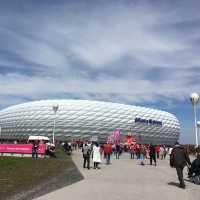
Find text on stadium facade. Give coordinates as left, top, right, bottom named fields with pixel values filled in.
left=135, top=118, right=162, bottom=126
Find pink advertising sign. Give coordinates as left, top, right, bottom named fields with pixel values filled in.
left=0, top=144, right=46, bottom=154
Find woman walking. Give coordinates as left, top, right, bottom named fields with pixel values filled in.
left=140, top=144, right=147, bottom=165
left=92, top=143, right=101, bottom=169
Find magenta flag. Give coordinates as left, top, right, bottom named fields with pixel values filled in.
left=113, top=129, right=120, bottom=145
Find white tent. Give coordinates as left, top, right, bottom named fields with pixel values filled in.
left=28, top=135, right=50, bottom=141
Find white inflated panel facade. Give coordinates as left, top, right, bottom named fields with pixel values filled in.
left=0, top=100, right=180, bottom=144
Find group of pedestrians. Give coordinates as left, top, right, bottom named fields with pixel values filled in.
left=82, top=142, right=171, bottom=169
left=82, top=142, right=102, bottom=169
left=128, top=143, right=168, bottom=166
left=82, top=142, right=113, bottom=169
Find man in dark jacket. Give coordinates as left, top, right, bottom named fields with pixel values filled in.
left=149, top=144, right=157, bottom=166
left=170, top=142, right=191, bottom=188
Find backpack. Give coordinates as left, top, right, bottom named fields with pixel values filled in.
left=83, top=146, right=91, bottom=156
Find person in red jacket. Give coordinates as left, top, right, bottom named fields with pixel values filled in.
left=104, top=143, right=112, bottom=164
left=130, top=143, right=136, bottom=159
left=155, top=145, right=160, bottom=159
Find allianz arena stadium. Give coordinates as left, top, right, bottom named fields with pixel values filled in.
left=0, top=100, right=180, bottom=145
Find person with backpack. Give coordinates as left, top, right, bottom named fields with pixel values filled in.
left=82, top=143, right=92, bottom=169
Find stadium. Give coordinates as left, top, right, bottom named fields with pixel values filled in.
left=0, top=100, right=180, bottom=144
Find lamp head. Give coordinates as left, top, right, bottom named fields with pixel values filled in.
left=190, top=92, right=199, bottom=104
left=52, top=104, right=59, bottom=113
left=197, top=121, right=200, bottom=128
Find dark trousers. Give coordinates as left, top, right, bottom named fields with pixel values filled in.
left=83, top=156, right=90, bottom=169
left=136, top=152, right=140, bottom=159
left=156, top=152, right=159, bottom=159
left=94, top=162, right=99, bottom=169
left=115, top=151, right=120, bottom=159
left=150, top=155, right=156, bottom=165
left=176, top=167, right=185, bottom=187
left=32, top=150, right=38, bottom=158
left=130, top=153, right=134, bottom=159
left=105, top=153, right=111, bottom=164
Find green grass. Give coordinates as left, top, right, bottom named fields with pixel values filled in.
left=0, top=148, right=73, bottom=199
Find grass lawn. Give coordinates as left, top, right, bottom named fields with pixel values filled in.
left=0, top=149, right=75, bottom=200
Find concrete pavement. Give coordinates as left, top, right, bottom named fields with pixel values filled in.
left=35, top=151, right=200, bottom=200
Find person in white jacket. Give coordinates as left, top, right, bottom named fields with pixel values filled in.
left=92, top=142, right=101, bottom=169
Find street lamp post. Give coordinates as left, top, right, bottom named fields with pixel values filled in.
left=190, top=92, right=199, bottom=147
left=197, top=121, right=200, bottom=147
left=52, top=104, right=59, bottom=145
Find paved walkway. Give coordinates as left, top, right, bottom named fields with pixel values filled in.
left=35, top=151, right=200, bottom=200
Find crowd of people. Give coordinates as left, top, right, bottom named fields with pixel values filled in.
left=80, top=141, right=200, bottom=189
left=81, top=142, right=172, bottom=170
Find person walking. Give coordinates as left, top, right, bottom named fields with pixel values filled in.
left=149, top=144, right=157, bottom=166
left=32, top=141, right=39, bottom=158
left=155, top=145, right=160, bottom=159
left=130, top=143, right=136, bottom=159
left=135, top=144, right=140, bottom=159
left=140, top=144, right=147, bottom=165
left=82, top=143, right=91, bottom=169
left=160, top=146, right=165, bottom=160
left=163, top=146, right=167, bottom=159
left=168, top=146, right=173, bottom=156
left=170, top=142, right=191, bottom=189
left=92, top=143, right=101, bottom=169
left=115, top=144, right=120, bottom=159
left=104, top=143, right=112, bottom=164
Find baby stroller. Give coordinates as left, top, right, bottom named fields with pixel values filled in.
left=188, top=156, right=200, bottom=185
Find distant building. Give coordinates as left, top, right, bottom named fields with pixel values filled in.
left=0, top=100, right=180, bottom=144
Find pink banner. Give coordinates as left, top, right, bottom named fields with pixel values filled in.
left=0, top=144, right=46, bottom=154
left=107, top=129, right=121, bottom=144
left=113, top=129, right=120, bottom=145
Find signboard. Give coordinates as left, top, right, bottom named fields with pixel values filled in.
left=0, top=144, right=46, bottom=154
left=135, top=118, right=162, bottom=126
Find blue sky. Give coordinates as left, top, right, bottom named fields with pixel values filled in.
left=0, top=0, right=200, bottom=144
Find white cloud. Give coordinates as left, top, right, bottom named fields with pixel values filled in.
left=1, top=1, right=200, bottom=108
left=0, top=67, right=199, bottom=108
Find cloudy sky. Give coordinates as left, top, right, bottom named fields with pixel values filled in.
left=0, top=0, right=200, bottom=143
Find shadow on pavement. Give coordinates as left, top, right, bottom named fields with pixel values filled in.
left=167, top=181, right=180, bottom=188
